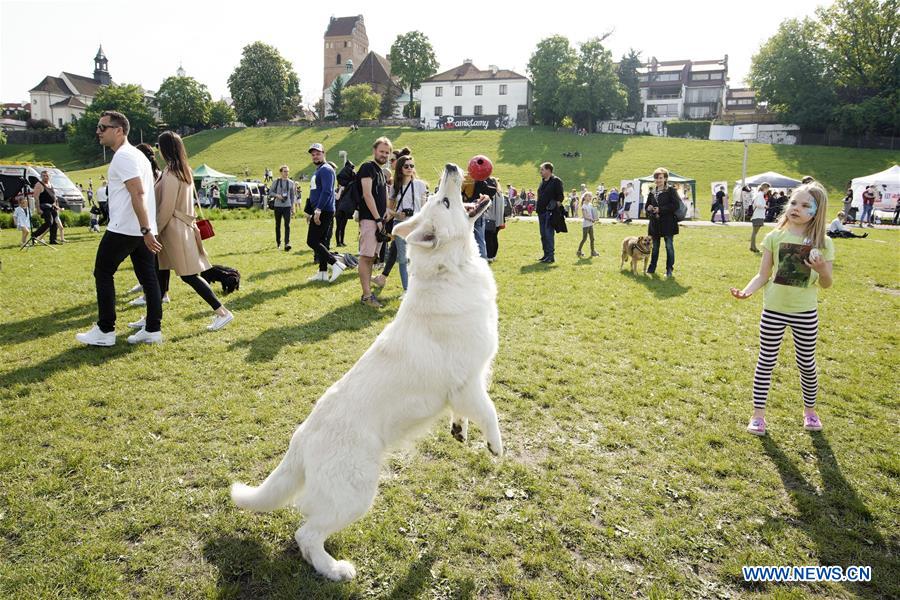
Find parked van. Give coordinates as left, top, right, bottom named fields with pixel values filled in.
left=0, top=162, right=85, bottom=212
left=226, top=181, right=263, bottom=208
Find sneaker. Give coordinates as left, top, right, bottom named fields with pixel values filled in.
left=747, top=417, right=767, bottom=436
left=576, top=251, right=584, bottom=257
left=803, top=413, right=823, bottom=431
left=76, top=324, right=116, bottom=347
left=307, top=271, right=326, bottom=282
left=361, top=294, right=383, bottom=308
left=127, top=327, right=163, bottom=344
left=591, top=252, right=600, bottom=257
left=329, top=261, right=346, bottom=283
left=207, top=310, right=234, bottom=331
left=128, top=316, right=146, bottom=329
left=276, top=242, right=281, bottom=249
left=128, top=295, right=146, bottom=306
left=128, top=284, right=143, bottom=294
left=665, top=270, right=673, bottom=279
left=285, top=245, right=292, bottom=251
left=399, top=291, right=407, bottom=301
left=371, top=274, right=387, bottom=288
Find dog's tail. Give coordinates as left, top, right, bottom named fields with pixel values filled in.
left=231, top=438, right=305, bottom=512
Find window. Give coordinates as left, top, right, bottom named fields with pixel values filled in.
left=58, top=118, right=63, bottom=127
left=344, top=41, right=349, bottom=48
left=652, top=73, right=680, bottom=82
left=475, top=85, right=483, bottom=96
left=498, top=104, right=507, bottom=115
left=646, top=104, right=680, bottom=118
left=454, top=105, right=462, bottom=116
left=434, top=106, right=443, bottom=116
left=685, top=87, right=720, bottom=103
left=710, top=72, right=724, bottom=80
left=690, top=73, right=710, bottom=81
left=687, top=106, right=712, bottom=119
left=435, top=86, right=443, bottom=97
left=474, top=105, right=483, bottom=115
left=499, top=84, right=507, bottom=95
left=638, top=74, right=649, bottom=82
left=454, top=86, right=462, bottom=96
left=336, top=53, right=341, bottom=65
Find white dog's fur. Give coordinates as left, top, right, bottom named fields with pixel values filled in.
left=230, top=164, right=502, bottom=581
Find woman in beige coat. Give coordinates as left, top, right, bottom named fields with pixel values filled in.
left=132, top=131, right=233, bottom=331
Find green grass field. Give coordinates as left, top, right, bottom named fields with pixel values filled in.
left=1, top=216, right=897, bottom=599
left=2, top=127, right=898, bottom=205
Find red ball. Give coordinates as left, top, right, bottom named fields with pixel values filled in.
left=467, top=155, right=494, bottom=181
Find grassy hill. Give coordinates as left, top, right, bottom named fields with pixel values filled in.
left=2, top=127, right=898, bottom=203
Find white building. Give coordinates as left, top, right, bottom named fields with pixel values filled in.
left=419, top=60, right=531, bottom=129
left=637, top=56, right=728, bottom=121
left=30, top=46, right=111, bottom=128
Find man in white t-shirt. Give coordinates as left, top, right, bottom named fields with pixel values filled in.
left=76, top=110, right=164, bottom=346
left=748, top=183, right=770, bottom=253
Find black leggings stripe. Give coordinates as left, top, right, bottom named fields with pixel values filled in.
left=752, top=308, right=819, bottom=409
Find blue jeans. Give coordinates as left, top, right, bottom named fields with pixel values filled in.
left=860, top=204, right=874, bottom=224
left=538, top=211, right=555, bottom=259
left=648, top=235, right=675, bottom=273
left=473, top=215, right=487, bottom=258
left=712, top=203, right=726, bottom=222
left=395, top=235, right=408, bottom=290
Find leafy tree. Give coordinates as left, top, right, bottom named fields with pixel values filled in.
left=402, top=100, right=420, bottom=118
left=388, top=31, right=439, bottom=104
left=527, top=36, right=577, bottom=126
left=0, top=129, right=6, bottom=145
left=156, top=75, right=211, bottom=131
left=208, top=100, right=236, bottom=127
left=329, top=76, right=345, bottom=117
left=227, top=42, right=301, bottom=125
left=27, top=118, right=53, bottom=130
left=69, top=83, right=157, bottom=162
left=570, top=38, right=627, bottom=130
left=379, top=86, right=399, bottom=119
left=749, top=18, right=836, bottom=131
left=341, top=84, right=380, bottom=121
left=617, top=49, right=643, bottom=120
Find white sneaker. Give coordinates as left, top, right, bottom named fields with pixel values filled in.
left=399, top=291, right=407, bottom=301
left=127, top=327, right=163, bottom=344
left=76, top=324, right=116, bottom=346
left=128, top=283, right=143, bottom=293
left=128, top=295, right=146, bottom=306
left=163, top=294, right=170, bottom=303
left=128, top=316, right=146, bottom=329
left=207, top=310, right=234, bottom=331
left=307, top=271, right=326, bottom=282
left=329, top=261, right=346, bottom=282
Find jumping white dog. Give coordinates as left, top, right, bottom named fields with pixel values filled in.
left=230, top=163, right=503, bottom=581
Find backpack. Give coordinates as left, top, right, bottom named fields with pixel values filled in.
left=335, top=160, right=359, bottom=216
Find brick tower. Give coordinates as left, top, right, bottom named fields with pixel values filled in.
left=323, top=15, right=368, bottom=92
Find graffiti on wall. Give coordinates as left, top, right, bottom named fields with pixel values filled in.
left=597, top=120, right=667, bottom=136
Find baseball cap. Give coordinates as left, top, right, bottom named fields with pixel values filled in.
left=308, top=143, right=325, bottom=153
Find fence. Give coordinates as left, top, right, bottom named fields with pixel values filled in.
left=797, top=132, right=897, bottom=150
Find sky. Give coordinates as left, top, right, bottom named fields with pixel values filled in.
left=1, top=0, right=829, bottom=107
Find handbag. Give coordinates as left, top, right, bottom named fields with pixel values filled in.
left=192, top=186, right=215, bottom=239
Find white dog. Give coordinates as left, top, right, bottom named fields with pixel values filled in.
left=230, top=163, right=503, bottom=581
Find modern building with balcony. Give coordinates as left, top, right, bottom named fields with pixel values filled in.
left=637, top=56, right=728, bottom=121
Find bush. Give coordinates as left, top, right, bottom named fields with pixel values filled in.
left=59, top=211, right=92, bottom=227
left=27, top=118, right=54, bottom=130
left=665, top=120, right=712, bottom=139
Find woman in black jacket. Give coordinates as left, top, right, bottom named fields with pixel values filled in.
left=645, top=167, right=680, bottom=278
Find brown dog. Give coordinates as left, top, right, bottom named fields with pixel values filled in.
left=620, top=236, right=653, bottom=274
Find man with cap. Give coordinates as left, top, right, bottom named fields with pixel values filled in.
left=306, top=143, right=340, bottom=281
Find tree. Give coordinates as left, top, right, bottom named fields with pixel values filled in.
left=208, top=100, right=236, bottom=127
left=402, top=100, right=420, bottom=118
left=388, top=31, right=439, bottom=104
left=380, top=86, right=399, bottom=119
left=570, top=38, right=627, bottom=130
left=527, top=36, right=577, bottom=126
left=156, top=75, right=212, bottom=131
left=0, top=130, right=6, bottom=145
left=329, top=76, right=345, bottom=117
left=749, top=18, right=836, bottom=131
left=617, top=49, right=643, bottom=120
left=227, top=42, right=301, bottom=125
left=341, top=84, right=380, bottom=121
left=69, top=83, right=157, bottom=162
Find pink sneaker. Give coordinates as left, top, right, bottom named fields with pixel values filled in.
left=803, top=414, right=823, bottom=431
left=747, top=417, right=767, bottom=436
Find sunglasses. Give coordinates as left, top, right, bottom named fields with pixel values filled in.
left=403, top=163, right=415, bottom=169
left=95, top=123, right=120, bottom=132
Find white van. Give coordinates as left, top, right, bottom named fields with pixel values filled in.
left=0, top=162, right=85, bottom=212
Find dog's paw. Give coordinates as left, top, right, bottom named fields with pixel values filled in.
left=325, top=560, right=357, bottom=581
left=450, top=419, right=468, bottom=443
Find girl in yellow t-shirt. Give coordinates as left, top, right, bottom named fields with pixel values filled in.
left=730, top=182, right=835, bottom=436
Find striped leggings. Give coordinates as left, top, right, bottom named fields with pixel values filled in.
left=752, top=309, right=819, bottom=410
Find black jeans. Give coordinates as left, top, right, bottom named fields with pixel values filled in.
left=274, top=206, right=292, bottom=246
left=306, top=211, right=334, bottom=271
left=334, top=212, right=349, bottom=245
left=158, top=269, right=222, bottom=310
left=485, top=228, right=499, bottom=259
left=32, top=204, right=58, bottom=242
left=94, top=231, right=162, bottom=333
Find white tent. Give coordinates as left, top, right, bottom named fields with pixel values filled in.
left=850, top=165, right=899, bottom=215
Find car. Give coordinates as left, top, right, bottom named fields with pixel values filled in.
left=226, top=181, right=263, bottom=208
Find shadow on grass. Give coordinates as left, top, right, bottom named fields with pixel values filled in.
left=0, top=300, right=99, bottom=344
left=519, top=261, right=557, bottom=274
left=229, top=301, right=392, bottom=363
left=758, top=435, right=896, bottom=600
left=0, top=343, right=136, bottom=395
left=202, top=535, right=439, bottom=600
left=245, top=265, right=298, bottom=283
left=621, top=270, right=691, bottom=299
